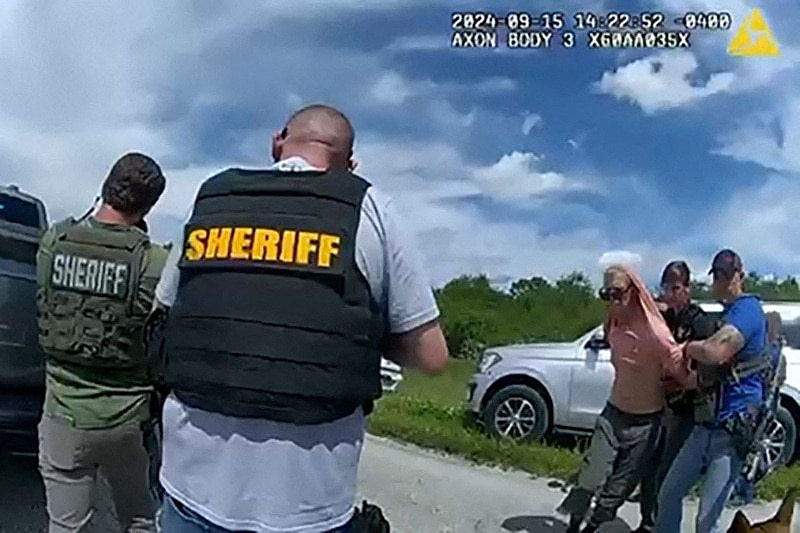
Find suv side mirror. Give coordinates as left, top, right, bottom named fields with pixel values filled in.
left=585, top=332, right=609, bottom=351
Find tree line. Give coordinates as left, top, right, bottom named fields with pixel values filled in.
left=436, top=271, right=800, bottom=359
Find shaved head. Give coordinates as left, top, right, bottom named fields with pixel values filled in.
left=282, top=104, right=354, bottom=158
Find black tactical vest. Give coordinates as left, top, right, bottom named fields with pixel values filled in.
left=664, top=302, right=718, bottom=343
left=162, top=168, right=387, bottom=424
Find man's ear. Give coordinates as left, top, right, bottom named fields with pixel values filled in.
left=271, top=131, right=283, bottom=162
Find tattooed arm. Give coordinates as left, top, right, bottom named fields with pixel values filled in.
left=685, top=324, right=745, bottom=365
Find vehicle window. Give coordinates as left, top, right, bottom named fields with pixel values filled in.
left=782, top=322, right=800, bottom=349
left=0, top=193, right=40, bottom=227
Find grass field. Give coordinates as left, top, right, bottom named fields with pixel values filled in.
left=366, top=359, right=800, bottom=501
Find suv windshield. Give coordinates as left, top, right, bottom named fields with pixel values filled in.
left=0, top=193, right=41, bottom=227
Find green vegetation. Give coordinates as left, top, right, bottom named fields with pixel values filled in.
left=367, top=271, right=800, bottom=501
left=368, top=359, right=583, bottom=480
left=433, top=271, right=800, bottom=360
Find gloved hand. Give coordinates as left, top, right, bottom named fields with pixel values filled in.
left=353, top=500, right=390, bottom=532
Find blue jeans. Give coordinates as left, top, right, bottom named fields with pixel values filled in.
left=157, top=495, right=356, bottom=533
left=655, top=426, right=743, bottom=533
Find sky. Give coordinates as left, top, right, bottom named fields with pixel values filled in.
left=0, top=0, right=798, bottom=290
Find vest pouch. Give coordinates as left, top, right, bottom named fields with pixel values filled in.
left=694, top=392, right=717, bottom=424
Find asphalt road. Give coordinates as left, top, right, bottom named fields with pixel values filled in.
left=1, top=436, right=795, bottom=532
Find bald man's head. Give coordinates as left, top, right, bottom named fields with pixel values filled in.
left=272, top=104, right=356, bottom=170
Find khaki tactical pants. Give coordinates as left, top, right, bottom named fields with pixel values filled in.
left=38, top=414, right=157, bottom=532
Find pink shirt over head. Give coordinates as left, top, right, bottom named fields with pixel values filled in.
left=605, top=265, right=689, bottom=414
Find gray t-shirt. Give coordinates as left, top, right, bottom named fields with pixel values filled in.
left=155, top=157, right=440, bottom=532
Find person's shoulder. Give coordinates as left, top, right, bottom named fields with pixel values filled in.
left=51, top=216, right=76, bottom=230
left=142, top=241, right=170, bottom=275
left=733, top=294, right=765, bottom=315
left=687, top=302, right=706, bottom=314
left=38, top=224, right=57, bottom=250
left=687, top=302, right=713, bottom=323
left=40, top=217, right=74, bottom=245
left=193, top=167, right=246, bottom=194
left=200, top=167, right=238, bottom=184
left=357, top=184, right=400, bottom=243
left=361, top=183, right=394, bottom=213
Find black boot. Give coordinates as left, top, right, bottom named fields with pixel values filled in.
left=632, top=516, right=655, bottom=533
left=565, top=515, right=583, bottom=533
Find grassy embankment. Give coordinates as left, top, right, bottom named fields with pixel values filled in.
left=367, top=359, right=800, bottom=501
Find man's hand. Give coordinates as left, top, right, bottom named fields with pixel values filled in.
left=686, top=324, right=744, bottom=364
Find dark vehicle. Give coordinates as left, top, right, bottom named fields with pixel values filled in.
left=0, top=185, right=47, bottom=453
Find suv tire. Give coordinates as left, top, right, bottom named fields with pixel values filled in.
left=774, top=405, right=797, bottom=466
left=484, top=384, right=549, bottom=442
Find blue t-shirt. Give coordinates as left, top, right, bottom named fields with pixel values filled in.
left=718, top=294, right=767, bottom=421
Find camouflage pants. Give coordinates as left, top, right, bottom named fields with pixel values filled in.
left=38, top=413, right=158, bottom=532
left=557, top=402, right=663, bottom=529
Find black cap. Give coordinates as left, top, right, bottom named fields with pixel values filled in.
left=708, top=249, right=742, bottom=276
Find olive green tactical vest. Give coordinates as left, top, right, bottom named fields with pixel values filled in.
left=37, top=218, right=152, bottom=369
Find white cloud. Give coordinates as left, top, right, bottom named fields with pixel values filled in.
left=475, top=77, right=517, bottom=93
left=595, top=2, right=800, bottom=115
left=565, top=132, right=587, bottom=151
left=704, top=174, right=800, bottom=271
left=521, top=113, right=542, bottom=135
left=599, top=250, right=642, bottom=269
left=471, top=151, right=589, bottom=201
left=369, top=72, right=414, bottom=105
left=367, top=70, right=517, bottom=108
left=354, top=140, right=616, bottom=286
left=712, top=96, right=800, bottom=174
left=385, top=35, right=449, bottom=52
left=595, top=50, right=735, bottom=114
left=285, top=92, right=304, bottom=109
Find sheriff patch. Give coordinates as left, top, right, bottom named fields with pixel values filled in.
left=183, top=227, right=342, bottom=269
left=51, top=253, right=130, bottom=298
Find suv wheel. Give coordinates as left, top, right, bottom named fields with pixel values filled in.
left=483, top=384, right=549, bottom=442
left=764, top=406, right=797, bottom=468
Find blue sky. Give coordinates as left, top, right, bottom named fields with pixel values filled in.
left=0, top=0, right=798, bottom=288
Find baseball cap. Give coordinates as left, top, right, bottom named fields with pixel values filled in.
left=708, top=249, right=743, bottom=276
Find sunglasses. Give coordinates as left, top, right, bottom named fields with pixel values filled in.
left=599, top=285, right=631, bottom=302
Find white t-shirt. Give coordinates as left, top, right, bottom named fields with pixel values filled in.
left=154, top=157, right=440, bottom=532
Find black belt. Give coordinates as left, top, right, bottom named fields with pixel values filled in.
left=606, top=402, right=663, bottom=425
